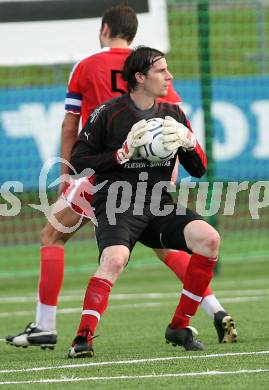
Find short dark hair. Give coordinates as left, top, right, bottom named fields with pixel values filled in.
left=122, top=46, right=165, bottom=92
left=101, top=4, right=138, bottom=43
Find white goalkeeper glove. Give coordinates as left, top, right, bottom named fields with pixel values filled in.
left=116, top=119, right=149, bottom=164
left=162, top=116, right=197, bottom=152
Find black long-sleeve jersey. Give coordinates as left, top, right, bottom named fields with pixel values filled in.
left=70, top=94, right=207, bottom=202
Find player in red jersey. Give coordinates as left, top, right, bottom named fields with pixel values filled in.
left=5, top=5, right=236, bottom=351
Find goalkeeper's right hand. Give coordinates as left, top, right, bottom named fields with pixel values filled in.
left=116, top=119, right=149, bottom=164
left=162, top=116, right=196, bottom=152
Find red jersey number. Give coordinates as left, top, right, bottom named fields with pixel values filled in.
left=111, top=70, right=126, bottom=95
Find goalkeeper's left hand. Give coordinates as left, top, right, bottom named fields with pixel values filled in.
left=162, top=116, right=197, bottom=151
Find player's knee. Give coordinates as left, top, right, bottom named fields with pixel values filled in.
left=201, top=229, right=220, bottom=256
left=101, top=251, right=128, bottom=275
left=109, top=256, right=127, bottom=274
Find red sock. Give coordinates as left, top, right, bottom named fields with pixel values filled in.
left=164, top=251, right=213, bottom=297
left=77, top=277, right=113, bottom=337
left=170, top=253, right=217, bottom=329
left=38, top=246, right=64, bottom=306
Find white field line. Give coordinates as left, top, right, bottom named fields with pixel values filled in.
left=0, top=295, right=268, bottom=318
left=1, top=368, right=269, bottom=385
left=1, top=288, right=269, bottom=304
left=1, top=350, right=269, bottom=374
left=1, top=293, right=178, bottom=303
left=0, top=303, right=162, bottom=318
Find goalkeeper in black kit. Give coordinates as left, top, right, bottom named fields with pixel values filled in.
left=68, top=46, right=220, bottom=358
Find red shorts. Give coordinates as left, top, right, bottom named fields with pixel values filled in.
left=62, top=177, right=94, bottom=218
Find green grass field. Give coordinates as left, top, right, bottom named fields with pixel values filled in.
left=0, top=1, right=269, bottom=387
left=0, top=227, right=268, bottom=278
left=1, top=247, right=269, bottom=389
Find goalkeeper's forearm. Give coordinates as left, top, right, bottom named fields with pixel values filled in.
left=178, top=142, right=207, bottom=178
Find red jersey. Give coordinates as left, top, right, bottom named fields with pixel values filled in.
left=65, top=47, right=182, bottom=127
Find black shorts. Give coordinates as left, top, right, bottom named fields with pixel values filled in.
left=139, top=207, right=203, bottom=254
left=94, top=199, right=204, bottom=255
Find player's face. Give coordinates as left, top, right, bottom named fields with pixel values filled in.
left=143, top=57, right=173, bottom=97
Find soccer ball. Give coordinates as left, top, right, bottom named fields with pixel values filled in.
left=139, top=118, right=175, bottom=162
